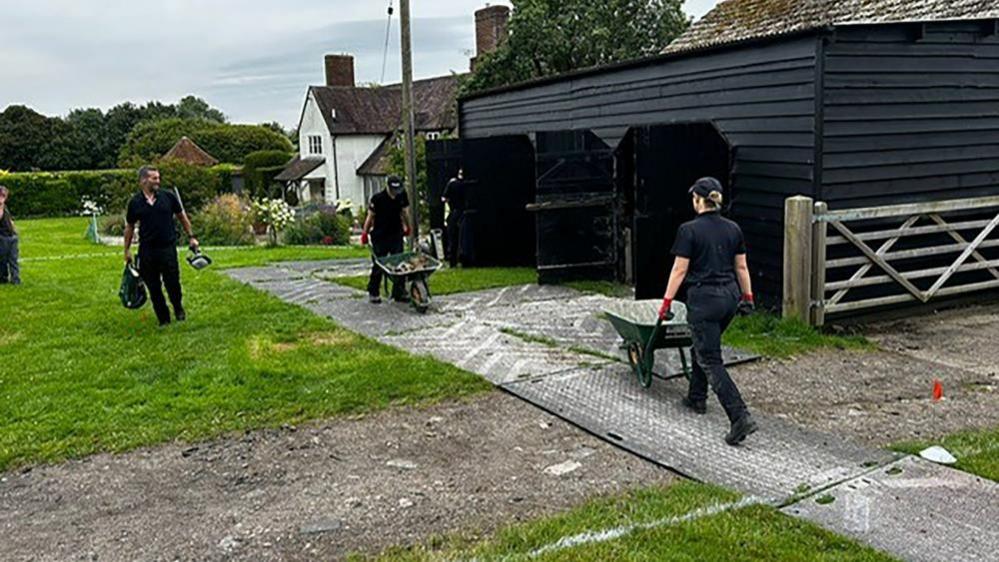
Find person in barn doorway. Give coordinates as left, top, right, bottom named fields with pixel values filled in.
left=659, top=177, right=758, bottom=446
left=361, top=175, right=411, bottom=304
left=441, top=168, right=467, bottom=267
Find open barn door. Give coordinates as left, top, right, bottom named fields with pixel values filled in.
left=631, top=123, right=733, bottom=299
left=529, top=131, right=618, bottom=283
left=426, top=139, right=462, bottom=232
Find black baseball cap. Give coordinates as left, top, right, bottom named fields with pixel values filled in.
left=387, top=176, right=404, bottom=193
left=688, top=177, right=724, bottom=197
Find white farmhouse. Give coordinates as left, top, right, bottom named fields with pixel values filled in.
left=276, top=55, right=459, bottom=211
left=276, top=4, right=511, bottom=211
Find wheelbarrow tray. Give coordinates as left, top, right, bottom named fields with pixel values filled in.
left=374, top=251, right=442, bottom=280
left=604, top=300, right=693, bottom=349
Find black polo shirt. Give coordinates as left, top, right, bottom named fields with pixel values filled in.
left=0, top=208, right=14, bottom=237
left=369, top=189, right=409, bottom=244
left=126, top=189, right=182, bottom=249
left=443, top=178, right=467, bottom=214
left=671, top=211, right=747, bottom=286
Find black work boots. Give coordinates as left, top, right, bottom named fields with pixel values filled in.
left=725, top=414, right=758, bottom=446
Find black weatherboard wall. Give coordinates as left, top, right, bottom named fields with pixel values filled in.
left=460, top=36, right=821, bottom=303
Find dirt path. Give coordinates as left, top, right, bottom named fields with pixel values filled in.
left=0, top=393, right=673, bottom=562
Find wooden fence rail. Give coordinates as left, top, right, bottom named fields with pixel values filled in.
left=783, top=194, right=999, bottom=326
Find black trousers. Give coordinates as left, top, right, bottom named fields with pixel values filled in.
left=139, top=246, right=183, bottom=324
left=686, top=282, right=749, bottom=423
left=445, top=211, right=463, bottom=267
left=0, top=235, right=20, bottom=284
left=367, top=238, right=405, bottom=299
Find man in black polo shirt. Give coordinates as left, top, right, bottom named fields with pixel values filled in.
left=360, top=175, right=410, bottom=303
left=123, top=166, right=199, bottom=326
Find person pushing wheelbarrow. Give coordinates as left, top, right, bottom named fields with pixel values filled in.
left=361, top=175, right=411, bottom=304
left=660, top=177, right=758, bottom=446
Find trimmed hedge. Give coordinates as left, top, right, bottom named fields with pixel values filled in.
left=243, top=150, right=293, bottom=198
left=0, top=163, right=239, bottom=218
left=118, top=118, right=294, bottom=167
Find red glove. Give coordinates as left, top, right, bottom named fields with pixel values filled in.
left=360, top=231, right=369, bottom=245
left=741, top=293, right=754, bottom=304
left=403, top=224, right=411, bottom=236
left=658, top=298, right=673, bottom=321
left=737, top=293, right=755, bottom=316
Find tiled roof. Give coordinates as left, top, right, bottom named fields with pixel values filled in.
left=356, top=134, right=396, bottom=176
left=161, top=136, right=219, bottom=166
left=274, top=156, right=324, bottom=182
left=666, top=0, right=999, bottom=53
left=310, top=75, right=461, bottom=135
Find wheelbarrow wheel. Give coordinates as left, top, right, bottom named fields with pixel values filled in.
left=410, top=278, right=431, bottom=314
left=627, top=342, right=653, bottom=388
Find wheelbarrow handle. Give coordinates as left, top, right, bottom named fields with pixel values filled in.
left=642, top=316, right=665, bottom=371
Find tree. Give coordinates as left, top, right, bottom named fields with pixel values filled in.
left=462, top=0, right=690, bottom=94
left=118, top=118, right=294, bottom=166
left=387, top=134, right=429, bottom=228
left=176, top=95, right=227, bottom=123
left=0, top=105, right=87, bottom=172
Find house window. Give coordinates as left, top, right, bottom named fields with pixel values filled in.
left=308, top=135, right=323, bottom=155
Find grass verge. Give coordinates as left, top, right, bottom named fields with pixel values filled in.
left=0, top=218, right=491, bottom=471
left=349, top=481, right=896, bottom=561
left=333, top=267, right=537, bottom=296
left=723, top=314, right=873, bottom=359
left=891, top=425, right=999, bottom=481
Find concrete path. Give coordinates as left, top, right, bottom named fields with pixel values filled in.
left=226, top=261, right=999, bottom=562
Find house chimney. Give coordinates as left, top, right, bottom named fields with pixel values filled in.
left=324, top=54, right=355, bottom=87
left=471, top=5, right=510, bottom=70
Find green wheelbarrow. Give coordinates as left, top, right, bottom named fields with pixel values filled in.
left=373, top=250, right=443, bottom=314
left=604, top=300, right=694, bottom=388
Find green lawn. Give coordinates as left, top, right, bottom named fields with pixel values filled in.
left=0, top=218, right=490, bottom=471
left=892, top=425, right=999, bottom=482
left=332, top=266, right=538, bottom=296
left=351, top=481, right=896, bottom=562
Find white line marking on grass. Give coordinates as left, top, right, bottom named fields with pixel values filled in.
left=459, top=496, right=763, bottom=562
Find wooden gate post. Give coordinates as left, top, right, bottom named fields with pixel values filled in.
left=783, top=196, right=814, bottom=324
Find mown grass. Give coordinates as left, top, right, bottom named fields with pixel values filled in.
left=333, top=266, right=537, bottom=296
left=723, top=314, right=874, bottom=359
left=0, top=218, right=491, bottom=471
left=349, top=481, right=897, bottom=562
left=892, top=425, right=999, bottom=482
left=563, top=280, right=634, bottom=298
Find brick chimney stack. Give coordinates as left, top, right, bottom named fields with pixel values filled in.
left=324, top=55, right=355, bottom=87
left=471, top=5, right=511, bottom=70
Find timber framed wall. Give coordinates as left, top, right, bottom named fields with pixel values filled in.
left=820, top=21, right=999, bottom=208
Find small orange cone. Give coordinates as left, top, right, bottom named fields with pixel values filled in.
left=932, top=379, right=944, bottom=402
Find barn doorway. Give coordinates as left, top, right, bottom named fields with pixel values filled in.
left=625, top=123, right=733, bottom=299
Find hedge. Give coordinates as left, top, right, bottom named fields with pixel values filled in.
left=243, top=150, right=293, bottom=198
left=118, top=118, right=294, bottom=167
left=0, top=163, right=240, bottom=218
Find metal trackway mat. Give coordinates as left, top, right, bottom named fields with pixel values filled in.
left=785, top=456, right=999, bottom=562
left=503, top=365, right=900, bottom=503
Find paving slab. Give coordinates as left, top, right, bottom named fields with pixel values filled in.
left=504, top=365, right=899, bottom=503
left=784, top=456, right=999, bottom=562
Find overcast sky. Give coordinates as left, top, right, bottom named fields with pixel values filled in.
left=0, top=1, right=721, bottom=128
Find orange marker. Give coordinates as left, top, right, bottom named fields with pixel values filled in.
left=932, top=379, right=944, bottom=402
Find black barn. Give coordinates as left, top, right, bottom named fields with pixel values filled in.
left=447, top=1, right=999, bottom=305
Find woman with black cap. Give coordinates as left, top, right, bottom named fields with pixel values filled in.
left=659, top=177, right=758, bottom=445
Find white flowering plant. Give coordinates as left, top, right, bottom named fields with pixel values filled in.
left=80, top=195, right=105, bottom=217
left=252, top=198, right=294, bottom=245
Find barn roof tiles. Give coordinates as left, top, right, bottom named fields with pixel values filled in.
left=666, top=0, right=999, bottom=53
left=274, top=156, right=324, bottom=182
left=161, top=136, right=219, bottom=166
left=310, top=75, right=460, bottom=136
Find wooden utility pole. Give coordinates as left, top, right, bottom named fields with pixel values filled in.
left=399, top=0, right=419, bottom=249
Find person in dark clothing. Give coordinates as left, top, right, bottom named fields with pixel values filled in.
left=441, top=169, right=467, bottom=267
left=361, top=176, right=411, bottom=304
left=659, top=177, right=758, bottom=446
left=0, top=186, right=21, bottom=285
left=123, top=166, right=199, bottom=326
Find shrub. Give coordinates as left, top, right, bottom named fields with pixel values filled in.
left=156, top=159, right=221, bottom=214
left=101, top=214, right=128, bottom=236
left=192, top=194, right=255, bottom=246
left=118, top=118, right=293, bottom=166
left=244, top=150, right=292, bottom=198
left=284, top=204, right=351, bottom=246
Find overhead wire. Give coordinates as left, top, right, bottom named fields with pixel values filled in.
left=380, top=1, right=395, bottom=84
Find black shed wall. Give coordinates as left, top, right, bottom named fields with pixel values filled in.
left=821, top=21, right=999, bottom=208
left=460, top=36, right=821, bottom=301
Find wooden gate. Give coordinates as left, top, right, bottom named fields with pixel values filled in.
left=783, top=195, right=999, bottom=325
